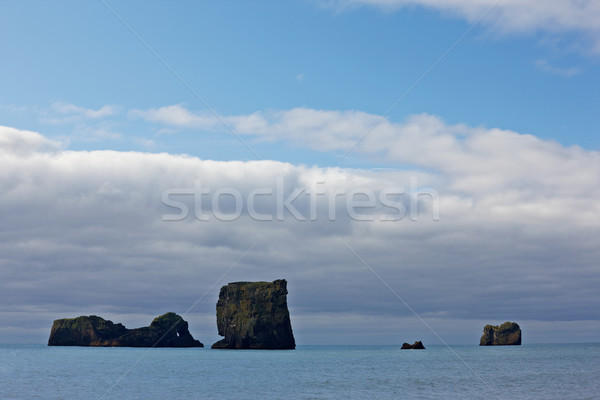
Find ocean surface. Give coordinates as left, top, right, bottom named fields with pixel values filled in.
left=1, top=343, right=599, bottom=399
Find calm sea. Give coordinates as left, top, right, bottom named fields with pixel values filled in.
left=1, top=343, right=599, bottom=399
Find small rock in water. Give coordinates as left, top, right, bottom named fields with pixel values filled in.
left=401, top=341, right=425, bottom=349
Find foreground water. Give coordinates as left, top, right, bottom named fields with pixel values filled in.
left=1, top=343, right=599, bottom=399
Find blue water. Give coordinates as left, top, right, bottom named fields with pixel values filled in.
left=1, top=344, right=599, bottom=399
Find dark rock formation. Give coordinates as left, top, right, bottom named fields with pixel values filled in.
left=480, top=322, right=521, bottom=346
left=48, top=312, right=203, bottom=347
left=211, top=279, right=295, bottom=349
left=401, top=341, right=425, bottom=349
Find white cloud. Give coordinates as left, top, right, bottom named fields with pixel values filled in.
left=50, top=101, right=119, bottom=120
left=534, top=58, right=581, bottom=77
left=129, top=104, right=217, bottom=129
left=330, top=0, right=600, bottom=52
left=73, top=124, right=122, bottom=141
left=136, top=138, right=157, bottom=149
left=35, top=102, right=123, bottom=143
left=132, top=105, right=385, bottom=149
left=0, top=126, right=63, bottom=156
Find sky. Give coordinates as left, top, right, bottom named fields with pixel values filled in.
left=1, top=0, right=599, bottom=345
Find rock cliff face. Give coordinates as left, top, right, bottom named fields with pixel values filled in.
left=479, top=322, right=521, bottom=346
left=401, top=341, right=425, bottom=349
left=48, top=312, right=203, bottom=347
left=211, top=279, right=296, bottom=349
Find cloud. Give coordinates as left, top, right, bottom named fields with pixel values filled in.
left=0, top=104, right=30, bottom=114
left=128, top=104, right=217, bottom=129
left=73, top=124, right=123, bottom=141
left=534, top=58, right=581, bottom=77
left=1, top=120, right=599, bottom=345
left=50, top=101, right=120, bottom=121
left=32, top=102, right=124, bottom=143
left=135, top=105, right=600, bottom=208
left=328, top=0, right=600, bottom=52
left=132, top=105, right=386, bottom=150
left=0, top=125, right=63, bottom=156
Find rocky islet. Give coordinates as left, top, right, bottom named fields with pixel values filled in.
left=480, top=322, right=522, bottom=346
left=48, top=312, right=203, bottom=347
left=401, top=341, right=425, bottom=349
left=211, top=279, right=296, bottom=349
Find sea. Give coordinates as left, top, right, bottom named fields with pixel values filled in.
left=1, top=343, right=599, bottom=399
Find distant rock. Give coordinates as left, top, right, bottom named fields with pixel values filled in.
left=401, top=341, right=425, bottom=349
left=211, top=279, right=296, bottom=349
left=479, top=322, right=521, bottom=346
left=48, top=312, right=203, bottom=347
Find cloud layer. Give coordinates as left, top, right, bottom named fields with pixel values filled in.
left=133, top=105, right=600, bottom=210
left=1, top=111, right=599, bottom=344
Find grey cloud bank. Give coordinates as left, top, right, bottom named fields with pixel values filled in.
left=1, top=118, right=599, bottom=345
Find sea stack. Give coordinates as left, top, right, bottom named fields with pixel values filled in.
left=211, top=279, right=296, bottom=349
left=401, top=341, right=425, bottom=349
left=479, top=322, right=521, bottom=346
left=48, top=312, right=203, bottom=347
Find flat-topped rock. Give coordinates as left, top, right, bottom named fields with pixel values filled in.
left=480, top=322, right=521, bottom=346
left=48, top=312, right=203, bottom=347
left=211, top=279, right=295, bottom=349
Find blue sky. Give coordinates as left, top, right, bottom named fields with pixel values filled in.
left=1, top=1, right=600, bottom=345
left=1, top=0, right=599, bottom=163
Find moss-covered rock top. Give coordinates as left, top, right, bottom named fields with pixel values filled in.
left=48, top=313, right=203, bottom=347
left=150, top=312, right=182, bottom=329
